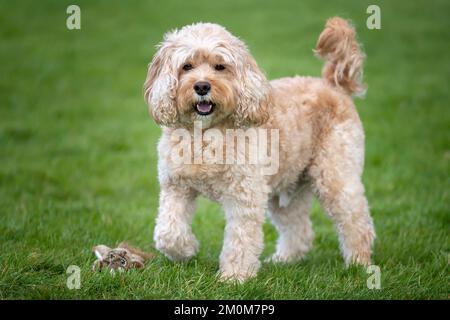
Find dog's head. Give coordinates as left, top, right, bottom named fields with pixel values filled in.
left=144, top=23, right=270, bottom=128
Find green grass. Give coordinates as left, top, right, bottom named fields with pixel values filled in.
left=0, top=0, right=449, bottom=299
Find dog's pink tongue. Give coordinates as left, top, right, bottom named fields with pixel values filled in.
left=196, top=101, right=212, bottom=113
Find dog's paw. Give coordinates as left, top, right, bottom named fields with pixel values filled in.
left=265, top=250, right=306, bottom=264
left=217, top=270, right=256, bottom=284
left=154, top=232, right=199, bottom=262
left=345, top=251, right=372, bottom=267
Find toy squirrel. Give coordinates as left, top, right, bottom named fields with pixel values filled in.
left=92, top=242, right=153, bottom=273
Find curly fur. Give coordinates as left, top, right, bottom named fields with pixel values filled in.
left=144, top=23, right=270, bottom=128
left=315, top=17, right=367, bottom=96
left=144, top=18, right=375, bottom=283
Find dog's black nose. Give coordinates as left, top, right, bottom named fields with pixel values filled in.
left=194, top=81, right=211, bottom=96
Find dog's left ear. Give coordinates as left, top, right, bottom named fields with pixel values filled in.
left=233, top=52, right=271, bottom=127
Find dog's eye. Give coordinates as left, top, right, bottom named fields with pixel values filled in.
left=120, top=258, right=127, bottom=266
left=215, top=64, right=225, bottom=71
left=182, top=63, right=193, bottom=71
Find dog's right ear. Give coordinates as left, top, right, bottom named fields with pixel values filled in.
left=144, top=35, right=179, bottom=126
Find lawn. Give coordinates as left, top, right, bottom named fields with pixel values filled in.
left=0, top=0, right=448, bottom=299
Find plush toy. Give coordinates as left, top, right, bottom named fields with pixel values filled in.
left=92, top=242, right=153, bottom=273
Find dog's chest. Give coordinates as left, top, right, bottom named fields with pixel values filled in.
left=159, top=131, right=270, bottom=203
left=174, top=164, right=234, bottom=202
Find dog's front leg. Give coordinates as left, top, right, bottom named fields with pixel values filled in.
left=153, top=184, right=199, bottom=261
left=219, top=200, right=265, bottom=283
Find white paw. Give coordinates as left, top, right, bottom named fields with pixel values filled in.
left=344, top=250, right=372, bottom=267
left=154, top=229, right=199, bottom=261
left=218, top=260, right=260, bottom=284
left=265, top=250, right=306, bottom=264
left=218, top=269, right=256, bottom=284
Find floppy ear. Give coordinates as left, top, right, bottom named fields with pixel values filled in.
left=92, top=245, right=111, bottom=260
left=143, top=38, right=179, bottom=126
left=233, top=53, right=271, bottom=127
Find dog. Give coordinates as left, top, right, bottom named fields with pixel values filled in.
left=144, top=17, right=375, bottom=283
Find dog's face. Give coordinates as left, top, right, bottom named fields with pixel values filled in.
left=144, top=23, right=270, bottom=128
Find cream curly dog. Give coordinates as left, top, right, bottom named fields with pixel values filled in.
left=144, top=17, right=375, bottom=282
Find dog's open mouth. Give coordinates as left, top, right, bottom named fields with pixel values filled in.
left=194, top=101, right=215, bottom=116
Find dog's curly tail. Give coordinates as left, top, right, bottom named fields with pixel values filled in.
left=315, top=17, right=366, bottom=97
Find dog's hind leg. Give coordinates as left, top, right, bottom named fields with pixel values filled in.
left=267, top=184, right=314, bottom=263
left=309, top=120, right=375, bottom=266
